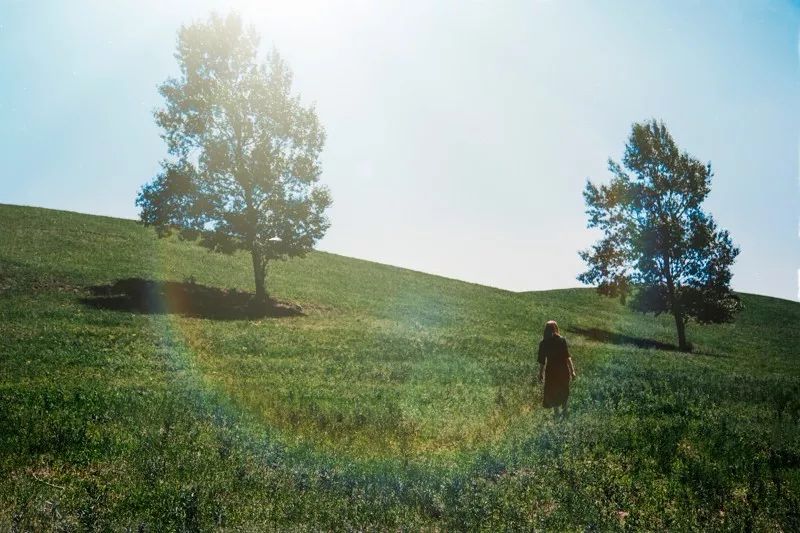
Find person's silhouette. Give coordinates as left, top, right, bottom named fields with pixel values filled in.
left=537, top=320, right=577, bottom=421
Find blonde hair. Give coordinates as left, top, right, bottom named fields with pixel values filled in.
left=543, top=320, right=560, bottom=340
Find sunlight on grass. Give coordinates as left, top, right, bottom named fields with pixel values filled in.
left=178, top=313, right=536, bottom=461
left=2, top=205, right=799, bottom=529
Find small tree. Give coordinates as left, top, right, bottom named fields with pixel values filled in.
left=137, top=13, right=331, bottom=308
left=578, top=119, right=742, bottom=351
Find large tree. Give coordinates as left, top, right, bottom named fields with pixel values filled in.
left=578, top=119, right=742, bottom=351
left=137, top=13, right=331, bottom=308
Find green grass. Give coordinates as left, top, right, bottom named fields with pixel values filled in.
left=1, top=203, right=799, bottom=530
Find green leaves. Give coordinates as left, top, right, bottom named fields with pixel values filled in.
left=137, top=13, right=331, bottom=303
left=579, top=120, right=741, bottom=348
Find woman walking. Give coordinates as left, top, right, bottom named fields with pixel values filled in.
left=538, top=320, right=576, bottom=421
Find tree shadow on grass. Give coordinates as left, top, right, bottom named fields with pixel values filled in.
left=567, top=326, right=679, bottom=352
left=80, top=278, right=303, bottom=320
left=567, top=327, right=728, bottom=357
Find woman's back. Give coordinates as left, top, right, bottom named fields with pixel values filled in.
left=538, top=335, right=570, bottom=376
left=537, top=321, right=576, bottom=415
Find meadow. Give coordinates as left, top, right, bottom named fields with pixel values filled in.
left=1, top=204, right=799, bottom=530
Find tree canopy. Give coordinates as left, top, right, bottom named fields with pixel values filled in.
left=578, top=119, right=742, bottom=351
left=136, top=13, right=331, bottom=308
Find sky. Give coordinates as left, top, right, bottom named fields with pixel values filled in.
left=1, top=0, right=798, bottom=300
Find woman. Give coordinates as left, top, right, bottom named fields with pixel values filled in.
left=537, top=320, right=576, bottom=421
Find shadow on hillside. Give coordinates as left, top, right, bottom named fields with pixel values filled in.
left=80, top=278, right=303, bottom=320
left=567, top=326, right=679, bottom=352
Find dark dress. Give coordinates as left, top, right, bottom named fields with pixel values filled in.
left=538, top=335, right=572, bottom=408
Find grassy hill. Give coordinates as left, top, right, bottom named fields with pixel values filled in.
left=1, top=203, right=799, bottom=530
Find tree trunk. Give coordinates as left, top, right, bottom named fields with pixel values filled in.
left=663, top=255, right=690, bottom=352
left=251, top=248, right=268, bottom=308
left=673, top=308, right=689, bottom=352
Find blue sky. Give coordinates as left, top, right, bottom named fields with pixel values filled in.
left=1, top=0, right=798, bottom=300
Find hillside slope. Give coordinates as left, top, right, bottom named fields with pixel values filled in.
left=1, top=204, right=799, bottom=530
